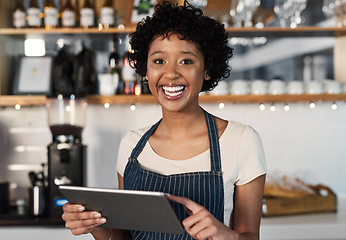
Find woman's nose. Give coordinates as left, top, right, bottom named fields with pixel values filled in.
left=164, top=62, right=180, bottom=80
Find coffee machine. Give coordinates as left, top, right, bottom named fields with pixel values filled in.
left=46, top=94, right=87, bottom=217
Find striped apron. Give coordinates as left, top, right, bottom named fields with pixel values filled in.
left=123, top=110, right=224, bottom=239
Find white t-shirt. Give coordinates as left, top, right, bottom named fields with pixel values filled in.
left=116, top=120, right=267, bottom=226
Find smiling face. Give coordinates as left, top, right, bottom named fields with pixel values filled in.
left=147, top=33, right=206, bottom=113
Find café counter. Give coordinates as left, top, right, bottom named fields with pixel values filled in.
left=261, top=197, right=346, bottom=240
left=0, top=198, right=345, bottom=240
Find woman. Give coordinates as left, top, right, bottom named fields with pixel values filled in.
left=62, top=1, right=267, bottom=239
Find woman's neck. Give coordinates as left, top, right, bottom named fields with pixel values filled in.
left=159, top=107, right=206, bottom=138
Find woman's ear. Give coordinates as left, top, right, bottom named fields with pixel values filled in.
left=204, top=72, right=211, bottom=81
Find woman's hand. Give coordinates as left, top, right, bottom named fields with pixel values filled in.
left=62, top=202, right=107, bottom=236
left=166, top=195, right=238, bottom=240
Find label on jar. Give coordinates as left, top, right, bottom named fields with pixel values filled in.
left=100, top=7, right=114, bottom=26
left=62, top=10, right=76, bottom=27
left=44, top=8, right=58, bottom=26
left=80, top=8, right=94, bottom=27
left=13, top=10, right=26, bottom=28
left=28, top=8, right=41, bottom=27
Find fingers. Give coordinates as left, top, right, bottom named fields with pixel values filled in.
left=166, top=195, right=233, bottom=240
left=166, top=194, right=204, bottom=215
left=68, top=222, right=104, bottom=236
left=182, top=208, right=211, bottom=236
left=184, top=211, right=234, bottom=240
left=166, top=195, right=212, bottom=239
left=63, top=202, right=85, bottom=213
left=62, top=203, right=106, bottom=235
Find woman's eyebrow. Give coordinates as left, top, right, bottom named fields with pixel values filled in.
left=148, top=50, right=199, bottom=58
left=149, top=50, right=164, bottom=56
left=181, top=51, right=198, bottom=58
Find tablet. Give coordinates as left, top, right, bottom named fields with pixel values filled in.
left=59, top=185, right=184, bottom=234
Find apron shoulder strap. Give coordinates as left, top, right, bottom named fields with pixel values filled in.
left=129, top=119, right=162, bottom=159
left=203, top=110, right=222, bottom=172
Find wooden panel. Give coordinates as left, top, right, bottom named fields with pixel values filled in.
left=0, top=27, right=136, bottom=35
left=0, top=56, right=10, bottom=94
left=263, top=185, right=337, bottom=217
left=0, top=0, right=11, bottom=28
left=198, top=93, right=346, bottom=103
left=0, top=0, right=10, bottom=94
left=1, top=26, right=345, bottom=37
left=87, top=93, right=346, bottom=105
left=0, top=95, right=47, bottom=106
left=87, top=94, right=157, bottom=104
left=263, top=195, right=337, bottom=217
left=334, top=36, right=346, bottom=82
left=205, top=0, right=231, bottom=10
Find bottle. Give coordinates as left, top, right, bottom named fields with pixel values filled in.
left=121, top=39, right=137, bottom=95
left=27, top=0, right=42, bottom=28
left=60, top=0, right=76, bottom=28
left=80, top=0, right=95, bottom=28
left=108, top=36, right=121, bottom=94
left=44, top=0, right=58, bottom=29
left=99, top=0, right=115, bottom=29
left=13, top=0, right=26, bottom=28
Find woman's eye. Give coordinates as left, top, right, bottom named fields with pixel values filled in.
left=153, top=59, right=165, bottom=64
left=181, top=59, right=193, bottom=65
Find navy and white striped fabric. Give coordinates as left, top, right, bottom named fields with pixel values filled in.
left=124, top=110, right=224, bottom=239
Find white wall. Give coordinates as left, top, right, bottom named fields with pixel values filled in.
left=1, top=100, right=345, bottom=202
left=84, top=101, right=346, bottom=198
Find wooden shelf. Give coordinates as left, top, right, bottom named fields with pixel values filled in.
left=87, top=94, right=346, bottom=105
left=0, top=27, right=136, bottom=35
left=198, top=93, right=346, bottom=103
left=225, top=26, right=346, bottom=37
left=1, top=26, right=345, bottom=37
left=1, top=94, right=346, bottom=107
left=87, top=95, right=157, bottom=104
left=0, top=95, right=47, bottom=107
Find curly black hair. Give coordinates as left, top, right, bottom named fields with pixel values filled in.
left=128, top=0, right=233, bottom=92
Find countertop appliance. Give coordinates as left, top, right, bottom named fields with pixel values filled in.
left=46, top=94, right=87, bottom=217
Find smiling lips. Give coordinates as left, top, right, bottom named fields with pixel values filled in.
left=162, top=85, right=186, bottom=98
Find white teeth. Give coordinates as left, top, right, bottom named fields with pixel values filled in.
left=163, top=86, right=184, bottom=92
left=162, top=86, right=184, bottom=96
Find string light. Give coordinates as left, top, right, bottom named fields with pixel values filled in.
left=331, top=102, right=337, bottom=110
left=218, top=102, right=225, bottom=109
left=309, top=102, right=316, bottom=109
left=98, top=23, right=103, bottom=31
left=130, top=104, right=136, bottom=111
left=104, top=103, right=110, bottom=109
left=259, top=103, right=265, bottom=111
left=270, top=104, right=276, bottom=111
left=284, top=104, right=290, bottom=111
left=15, top=104, right=21, bottom=110
left=117, top=24, right=125, bottom=30
left=135, top=85, right=141, bottom=96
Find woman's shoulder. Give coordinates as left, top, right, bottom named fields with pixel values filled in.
left=120, top=125, right=152, bottom=146
left=215, top=115, right=252, bottom=131
left=222, top=119, right=262, bottom=142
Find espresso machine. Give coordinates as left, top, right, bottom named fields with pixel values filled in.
left=46, top=94, right=87, bottom=217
